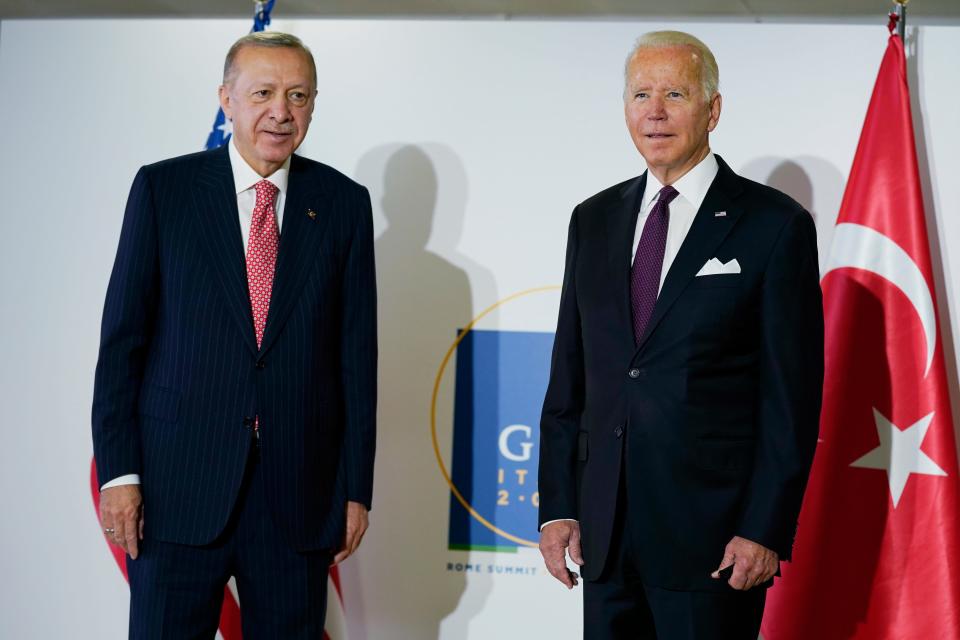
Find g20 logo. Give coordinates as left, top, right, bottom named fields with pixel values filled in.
left=431, top=287, right=559, bottom=552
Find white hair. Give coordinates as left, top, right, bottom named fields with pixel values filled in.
left=623, top=31, right=720, bottom=102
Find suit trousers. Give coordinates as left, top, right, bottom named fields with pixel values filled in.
left=127, top=442, right=330, bottom=639
left=583, top=470, right=766, bottom=640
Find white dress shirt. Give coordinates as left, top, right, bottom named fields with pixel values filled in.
left=229, top=140, right=290, bottom=254
left=631, top=152, right=719, bottom=283
left=100, top=141, right=291, bottom=491
left=540, top=152, right=719, bottom=529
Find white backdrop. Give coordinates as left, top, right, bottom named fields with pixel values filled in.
left=0, top=17, right=958, bottom=639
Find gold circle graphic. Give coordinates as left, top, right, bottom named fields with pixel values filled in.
left=430, top=286, right=561, bottom=549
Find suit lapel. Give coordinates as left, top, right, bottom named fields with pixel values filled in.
left=258, top=155, right=331, bottom=356
left=607, top=173, right=647, bottom=348
left=193, top=146, right=259, bottom=356
left=634, top=155, right=744, bottom=352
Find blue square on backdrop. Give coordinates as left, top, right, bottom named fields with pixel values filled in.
left=448, top=329, right=554, bottom=552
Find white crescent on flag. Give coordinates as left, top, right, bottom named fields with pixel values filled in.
left=822, top=222, right=936, bottom=375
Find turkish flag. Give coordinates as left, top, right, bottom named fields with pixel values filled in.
left=761, top=32, right=960, bottom=639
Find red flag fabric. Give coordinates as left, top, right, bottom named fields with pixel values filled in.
left=761, top=33, right=960, bottom=639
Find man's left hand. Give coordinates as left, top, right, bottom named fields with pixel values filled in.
left=333, top=501, right=369, bottom=565
left=711, top=536, right=778, bottom=590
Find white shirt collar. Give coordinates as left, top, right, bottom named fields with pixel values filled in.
left=641, top=152, right=719, bottom=212
left=228, top=139, right=290, bottom=196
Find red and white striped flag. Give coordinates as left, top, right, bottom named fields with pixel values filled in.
left=762, top=29, right=960, bottom=639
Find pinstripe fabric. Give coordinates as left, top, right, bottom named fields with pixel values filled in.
left=128, top=452, right=330, bottom=638
left=92, top=144, right=377, bottom=551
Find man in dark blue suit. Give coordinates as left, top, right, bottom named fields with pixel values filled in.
left=92, top=31, right=376, bottom=638
left=538, top=31, right=823, bottom=639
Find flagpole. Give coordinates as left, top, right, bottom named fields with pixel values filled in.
left=893, top=0, right=907, bottom=40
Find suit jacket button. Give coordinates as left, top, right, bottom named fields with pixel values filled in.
left=614, top=426, right=624, bottom=438
left=256, top=359, right=266, bottom=370
left=628, top=368, right=640, bottom=378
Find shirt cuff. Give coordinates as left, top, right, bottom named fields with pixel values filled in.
left=540, top=518, right=578, bottom=531
left=100, top=474, right=141, bottom=491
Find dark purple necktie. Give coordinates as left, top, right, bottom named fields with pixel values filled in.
left=631, top=185, right=679, bottom=345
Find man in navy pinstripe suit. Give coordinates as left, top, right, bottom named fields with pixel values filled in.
left=92, top=31, right=376, bottom=638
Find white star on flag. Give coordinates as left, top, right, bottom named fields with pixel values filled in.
left=850, top=408, right=946, bottom=507
left=218, top=118, right=233, bottom=138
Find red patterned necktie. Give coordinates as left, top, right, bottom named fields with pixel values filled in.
left=246, top=180, right=280, bottom=349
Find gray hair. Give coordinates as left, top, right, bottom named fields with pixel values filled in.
left=623, top=31, right=719, bottom=102
left=223, top=31, right=317, bottom=87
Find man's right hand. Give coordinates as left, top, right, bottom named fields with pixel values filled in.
left=539, top=520, right=584, bottom=589
left=99, top=484, right=144, bottom=559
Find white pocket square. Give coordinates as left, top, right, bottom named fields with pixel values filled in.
left=696, top=258, right=741, bottom=277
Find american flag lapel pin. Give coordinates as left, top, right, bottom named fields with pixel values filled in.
left=307, top=209, right=317, bottom=220
left=714, top=211, right=727, bottom=217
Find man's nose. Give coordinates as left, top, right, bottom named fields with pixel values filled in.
left=269, top=96, right=293, bottom=121
left=646, top=97, right=667, bottom=119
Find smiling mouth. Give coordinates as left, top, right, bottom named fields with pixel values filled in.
left=263, top=131, right=293, bottom=139
left=645, top=133, right=674, bottom=139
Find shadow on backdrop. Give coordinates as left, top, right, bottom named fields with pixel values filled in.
left=906, top=27, right=960, bottom=454
left=345, top=144, right=498, bottom=639
left=739, top=156, right=845, bottom=274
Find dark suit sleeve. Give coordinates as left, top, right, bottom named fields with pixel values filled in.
left=339, top=186, right=378, bottom=509
left=538, top=206, right=586, bottom=526
left=91, top=167, right=159, bottom=488
left=736, top=209, right=824, bottom=558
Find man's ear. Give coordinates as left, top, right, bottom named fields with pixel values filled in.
left=707, top=93, right=722, bottom=133
left=218, top=85, right=232, bottom=119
